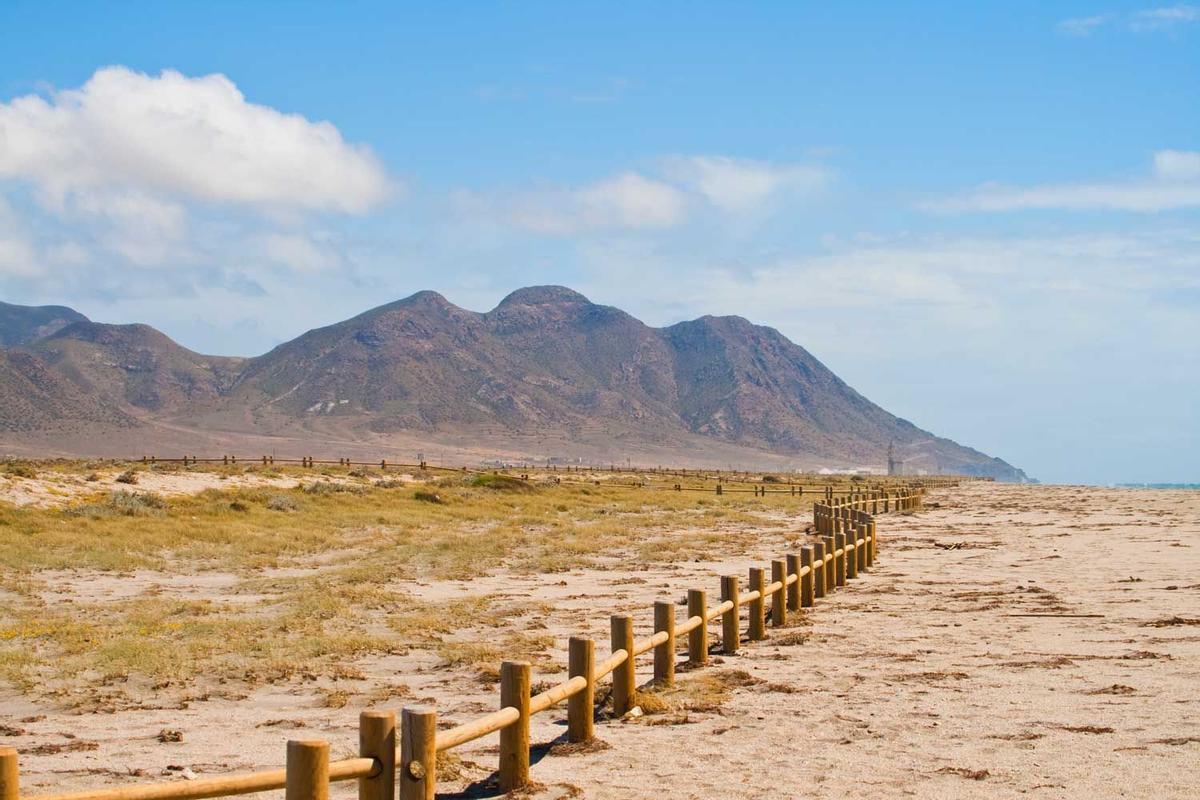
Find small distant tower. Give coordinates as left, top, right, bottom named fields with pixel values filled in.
left=887, top=441, right=901, bottom=476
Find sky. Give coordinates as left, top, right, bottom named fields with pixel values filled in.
left=0, top=1, right=1197, bottom=485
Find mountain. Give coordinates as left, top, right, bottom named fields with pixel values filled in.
left=0, top=301, right=89, bottom=347
left=0, top=348, right=135, bottom=432
left=0, top=288, right=1027, bottom=480
left=26, top=321, right=244, bottom=414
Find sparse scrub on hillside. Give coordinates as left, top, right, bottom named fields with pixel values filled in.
left=115, top=468, right=139, bottom=484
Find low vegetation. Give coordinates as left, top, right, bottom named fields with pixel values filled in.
left=0, top=460, right=886, bottom=711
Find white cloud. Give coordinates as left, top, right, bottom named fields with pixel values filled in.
left=924, top=150, right=1200, bottom=213
left=460, top=171, right=687, bottom=234
left=1131, top=4, right=1200, bottom=30
left=1058, top=6, right=1199, bottom=35
left=660, top=156, right=829, bottom=212
left=0, top=234, right=38, bottom=277
left=0, top=66, right=392, bottom=215
left=0, top=199, right=41, bottom=276
left=1058, top=13, right=1117, bottom=36
left=1154, top=149, right=1200, bottom=180
left=261, top=231, right=345, bottom=272
left=579, top=229, right=1200, bottom=363
left=457, top=155, right=831, bottom=234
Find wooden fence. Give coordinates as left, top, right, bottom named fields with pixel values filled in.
left=0, top=487, right=925, bottom=800
left=129, top=454, right=963, bottom=496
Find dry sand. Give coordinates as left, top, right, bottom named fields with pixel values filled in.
left=4, top=482, right=1197, bottom=798
left=0, top=468, right=395, bottom=508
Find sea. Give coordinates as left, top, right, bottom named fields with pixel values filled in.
left=1116, top=483, right=1200, bottom=490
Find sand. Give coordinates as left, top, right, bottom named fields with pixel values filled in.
left=3, top=482, right=1197, bottom=798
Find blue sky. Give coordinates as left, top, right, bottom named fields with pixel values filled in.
left=0, top=1, right=1197, bottom=484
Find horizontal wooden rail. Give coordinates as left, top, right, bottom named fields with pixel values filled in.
left=434, top=707, right=520, bottom=752
left=705, top=599, right=736, bottom=622
left=633, top=630, right=670, bottom=657
left=528, top=676, right=588, bottom=715
left=594, top=648, right=629, bottom=681
left=23, top=758, right=376, bottom=800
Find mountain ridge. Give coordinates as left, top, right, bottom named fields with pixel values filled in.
left=0, top=290, right=1028, bottom=480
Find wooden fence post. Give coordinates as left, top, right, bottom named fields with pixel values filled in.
left=771, top=559, right=787, bottom=626
left=720, top=575, right=740, bottom=655
left=800, top=546, right=815, bottom=607
left=610, top=615, right=635, bottom=716
left=499, top=661, right=531, bottom=792
left=285, top=740, right=329, bottom=800
left=834, top=532, right=847, bottom=586
left=857, top=520, right=868, bottom=572
left=1, top=748, right=18, bottom=800
left=785, top=553, right=802, bottom=612
left=568, top=637, right=594, bottom=742
left=687, top=589, right=708, bottom=664
left=871, top=518, right=879, bottom=563
left=748, top=568, right=765, bottom=641
left=654, top=601, right=676, bottom=685
left=358, top=711, right=395, bottom=800
left=821, top=537, right=836, bottom=594
left=399, top=708, right=435, bottom=800
left=811, top=541, right=826, bottom=599
left=845, top=526, right=859, bottom=580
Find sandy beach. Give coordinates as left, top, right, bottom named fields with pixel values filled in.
left=4, top=481, right=1198, bottom=799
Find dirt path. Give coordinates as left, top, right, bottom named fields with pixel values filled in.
left=519, top=482, right=1200, bottom=798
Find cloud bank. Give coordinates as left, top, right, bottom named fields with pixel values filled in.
left=923, top=150, right=1200, bottom=213
left=0, top=66, right=392, bottom=214
left=458, top=155, right=831, bottom=234
left=0, top=67, right=393, bottom=279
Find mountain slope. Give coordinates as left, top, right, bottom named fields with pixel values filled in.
left=0, top=287, right=1027, bottom=479
left=219, top=287, right=1024, bottom=479
left=27, top=321, right=244, bottom=414
left=0, top=301, right=89, bottom=347
left=0, top=349, right=136, bottom=432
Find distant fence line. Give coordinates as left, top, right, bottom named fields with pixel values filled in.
left=1, top=486, right=928, bottom=800
left=131, top=454, right=969, bottom=495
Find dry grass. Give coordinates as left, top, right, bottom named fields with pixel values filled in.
left=632, top=669, right=763, bottom=718
left=0, top=461, right=896, bottom=708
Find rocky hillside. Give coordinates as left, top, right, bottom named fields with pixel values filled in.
left=0, top=301, right=88, bottom=346
left=0, top=349, right=135, bottom=432
left=27, top=321, right=244, bottom=414
left=0, top=292, right=1027, bottom=479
